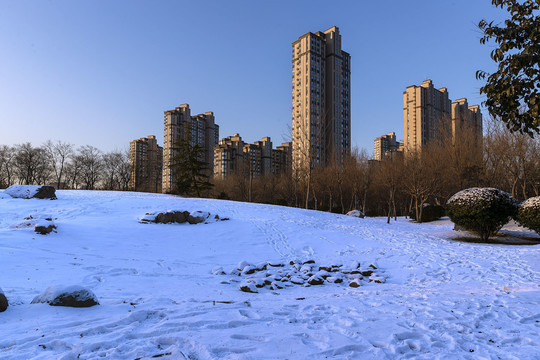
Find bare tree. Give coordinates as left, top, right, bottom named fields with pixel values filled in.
left=44, top=140, right=73, bottom=189
left=77, top=145, right=103, bottom=190
left=0, top=145, right=15, bottom=188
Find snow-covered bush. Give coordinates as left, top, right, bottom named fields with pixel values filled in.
left=516, top=196, right=540, bottom=234
left=446, top=187, right=518, bottom=241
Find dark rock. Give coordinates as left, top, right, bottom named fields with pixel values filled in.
left=361, top=270, right=373, bottom=277
left=318, top=266, right=332, bottom=272
left=369, top=264, right=378, bottom=270
left=31, top=286, right=99, bottom=307
left=0, top=289, right=8, bottom=312
left=303, top=260, right=315, bottom=265
left=307, top=276, right=324, bottom=285
left=34, top=186, right=57, bottom=200
left=155, top=211, right=189, bottom=224
left=188, top=211, right=210, bottom=224
left=349, top=280, right=362, bottom=288
left=346, top=210, right=364, bottom=218
left=240, top=285, right=257, bottom=293
left=35, top=224, right=57, bottom=235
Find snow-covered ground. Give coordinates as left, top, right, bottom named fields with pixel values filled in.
left=0, top=190, right=538, bottom=360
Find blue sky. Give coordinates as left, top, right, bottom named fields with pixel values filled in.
left=0, top=0, right=508, bottom=155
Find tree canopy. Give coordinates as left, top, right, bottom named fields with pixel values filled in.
left=477, top=0, right=540, bottom=136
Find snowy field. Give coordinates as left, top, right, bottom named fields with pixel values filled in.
left=0, top=190, right=539, bottom=360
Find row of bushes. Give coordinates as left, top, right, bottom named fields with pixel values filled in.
left=405, top=188, right=539, bottom=241
left=446, top=188, right=540, bottom=241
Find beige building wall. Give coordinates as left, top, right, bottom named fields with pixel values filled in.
left=451, top=98, right=483, bottom=142
left=374, top=132, right=400, bottom=161
left=403, top=80, right=451, bottom=153
left=292, top=26, right=351, bottom=174
left=163, top=104, right=219, bottom=193
left=129, top=135, right=163, bottom=193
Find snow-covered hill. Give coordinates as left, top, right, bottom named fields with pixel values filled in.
left=0, top=190, right=538, bottom=359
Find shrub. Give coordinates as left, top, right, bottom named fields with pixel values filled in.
left=409, top=204, right=445, bottom=222
left=446, top=187, right=518, bottom=241
left=516, top=196, right=540, bottom=234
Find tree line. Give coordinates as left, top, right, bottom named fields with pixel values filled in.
left=0, top=141, right=130, bottom=191
left=210, top=116, right=539, bottom=219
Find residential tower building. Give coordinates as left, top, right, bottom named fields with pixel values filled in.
left=292, top=26, right=351, bottom=173
left=129, top=135, right=163, bottom=193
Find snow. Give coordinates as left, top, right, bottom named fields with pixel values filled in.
left=521, top=196, right=540, bottom=210
left=447, top=187, right=517, bottom=207
left=3, top=185, right=43, bottom=199
left=0, top=190, right=539, bottom=359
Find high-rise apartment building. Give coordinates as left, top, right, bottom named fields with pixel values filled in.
left=451, top=98, right=483, bottom=143
left=403, top=80, right=451, bottom=153
left=129, top=135, right=163, bottom=193
left=292, top=26, right=351, bottom=173
left=374, top=132, right=402, bottom=161
left=214, top=134, right=292, bottom=179
left=163, top=104, right=219, bottom=193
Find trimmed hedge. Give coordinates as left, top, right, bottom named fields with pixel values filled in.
left=447, top=187, right=518, bottom=241
left=409, top=204, right=445, bottom=223
left=517, top=196, right=540, bottom=234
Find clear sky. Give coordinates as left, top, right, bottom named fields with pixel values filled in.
left=0, top=0, right=509, bottom=155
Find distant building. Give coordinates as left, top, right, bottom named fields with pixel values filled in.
left=403, top=80, right=451, bottom=153
left=451, top=98, right=483, bottom=144
left=403, top=80, right=482, bottom=154
left=374, top=132, right=402, bottom=161
left=214, top=134, right=292, bottom=179
left=162, top=104, right=219, bottom=193
left=292, top=26, right=351, bottom=172
left=129, top=135, right=163, bottom=193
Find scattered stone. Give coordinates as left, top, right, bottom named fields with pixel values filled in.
left=0, top=288, right=8, bottom=312
left=218, top=259, right=385, bottom=293
left=302, top=260, right=315, bottom=265
left=35, top=224, right=57, bottom=235
left=346, top=209, right=365, bottom=218
left=240, top=284, right=258, bottom=293
left=307, top=276, right=324, bottom=285
left=369, top=264, right=378, bottom=270
left=4, top=185, right=57, bottom=200
left=31, top=285, right=99, bottom=307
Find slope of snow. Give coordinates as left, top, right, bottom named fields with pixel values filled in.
left=0, top=190, right=538, bottom=359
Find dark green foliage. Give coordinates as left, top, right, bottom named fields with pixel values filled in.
left=447, top=187, right=519, bottom=241
left=476, top=0, right=540, bottom=136
left=409, top=204, right=445, bottom=223
left=169, top=138, right=213, bottom=197
left=516, top=196, right=540, bottom=234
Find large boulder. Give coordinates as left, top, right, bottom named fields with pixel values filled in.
left=346, top=210, right=365, bottom=218
left=31, top=285, right=99, bottom=307
left=0, top=288, right=8, bottom=312
left=188, top=211, right=210, bottom=224
left=4, top=185, right=57, bottom=200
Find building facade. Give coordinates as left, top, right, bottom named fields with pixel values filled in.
left=129, top=135, right=163, bottom=193
left=292, top=26, right=351, bottom=173
left=374, top=132, right=402, bottom=161
left=403, top=80, right=451, bottom=153
left=451, top=98, right=483, bottom=143
left=163, top=104, right=219, bottom=193
left=214, top=134, right=292, bottom=179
